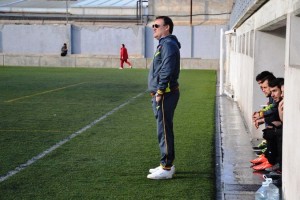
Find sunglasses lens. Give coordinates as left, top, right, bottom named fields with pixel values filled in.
left=152, top=24, right=160, bottom=28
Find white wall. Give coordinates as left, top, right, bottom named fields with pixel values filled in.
left=252, top=30, right=285, bottom=136
left=282, top=66, right=300, bottom=200
left=71, top=25, right=145, bottom=57
left=226, top=21, right=256, bottom=135
left=149, top=25, right=227, bottom=59
left=225, top=3, right=285, bottom=137
left=1, top=24, right=71, bottom=54
left=0, top=23, right=225, bottom=61
left=282, top=12, right=300, bottom=200
left=193, top=25, right=228, bottom=59
left=172, top=26, right=192, bottom=58
left=226, top=0, right=300, bottom=199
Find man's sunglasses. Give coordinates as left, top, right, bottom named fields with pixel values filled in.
left=152, top=24, right=163, bottom=28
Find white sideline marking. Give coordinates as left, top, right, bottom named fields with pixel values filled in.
left=0, top=91, right=145, bottom=182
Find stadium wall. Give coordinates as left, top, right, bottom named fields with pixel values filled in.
left=0, top=54, right=218, bottom=70
left=0, top=23, right=226, bottom=69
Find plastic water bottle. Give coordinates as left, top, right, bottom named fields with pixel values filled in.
left=266, top=178, right=279, bottom=200
left=255, top=177, right=280, bottom=200
left=255, top=181, right=269, bottom=200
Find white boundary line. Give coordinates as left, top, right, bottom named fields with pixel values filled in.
left=0, top=91, right=145, bottom=182
left=5, top=82, right=87, bottom=103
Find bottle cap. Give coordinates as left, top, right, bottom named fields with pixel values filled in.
left=262, top=181, right=269, bottom=186
left=263, top=175, right=273, bottom=184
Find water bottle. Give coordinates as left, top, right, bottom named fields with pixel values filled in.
left=255, top=176, right=280, bottom=200
left=266, top=178, right=279, bottom=200
left=255, top=181, right=269, bottom=200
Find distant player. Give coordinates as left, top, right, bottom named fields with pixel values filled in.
left=119, top=44, right=132, bottom=69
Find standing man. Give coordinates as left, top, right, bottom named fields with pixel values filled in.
left=120, top=44, right=132, bottom=69
left=147, top=16, right=181, bottom=180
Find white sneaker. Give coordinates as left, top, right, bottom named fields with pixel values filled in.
left=147, top=167, right=174, bottom=179
left=149, top=165, right=175, bottom=174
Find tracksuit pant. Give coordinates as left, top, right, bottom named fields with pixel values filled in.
left=120, top=59, right=132, bottom=68
left=263, top=127, right=282, bottom=165
left=152, top=90, right=179, bottom=169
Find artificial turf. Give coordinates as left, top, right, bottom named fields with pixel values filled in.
left=0, top=67, right=216, bottom=199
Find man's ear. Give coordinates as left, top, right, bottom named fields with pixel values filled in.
left=165, top=24, right=170, bottom=33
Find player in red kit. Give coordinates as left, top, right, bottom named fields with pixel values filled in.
left=120, top=44, right=132, bottom=69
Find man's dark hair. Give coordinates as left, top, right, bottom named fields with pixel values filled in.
left=260, top=74, right=276, bottom=84
left=269, top=78, right=284, bottom=88
left=279, top=78, right=284, bottom=87
left=256, top=71, right=274, bottom=82
left=156, top=16, right=174, bottom=34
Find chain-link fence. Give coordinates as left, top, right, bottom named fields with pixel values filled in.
left=229, top=0, right=255, bottom=28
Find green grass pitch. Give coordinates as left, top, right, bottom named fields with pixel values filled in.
left=0, top=67, right=216, bottom=199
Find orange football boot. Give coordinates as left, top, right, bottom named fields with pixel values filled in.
left=250, top=154, right=267, bottom=164
left=252, top=161, right=273, bottom=171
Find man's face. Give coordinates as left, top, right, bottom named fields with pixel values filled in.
left=153, top=18, right=169, bottom=40
left=261, top=80, right=271, bottom=97
left=257, top=80, right=263, bottom=91
left=270, top=86, right=282, bottom=103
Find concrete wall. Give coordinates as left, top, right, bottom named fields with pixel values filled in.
left=149, top=24, right=228, bottom=59
left=253, top=29, right=285, bottom=108
left=225, top=0, right=300, bottom=199
left=194, top=25, right=228, bottom=59
left=0, top=23, right=225, bottom=69
left=71, top=25, right=144, bottom=56
left=145, top=25, right=155, bottom=58
left=0, top=54, right=218, bottom=70
left=0, top=54, right=147, bottom=68
left=0, top=24, right=145, bottom=57
left=148, top=0, right=233, bottom=25
left=0, top=24, right=71, bottom=54
left=225, top=1, right=286, bottom=137
left=282, top=12, right=300, bottom=200
left=226, top=20, right=256, bottom=136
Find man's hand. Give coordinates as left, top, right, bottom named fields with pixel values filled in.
left=254, top=118, right=264, bottom=129
left=278, top=100, right=284, bottom=112
left=252, top=112, right=260, bottom=121
left=278, top=100, right=284, bottom=121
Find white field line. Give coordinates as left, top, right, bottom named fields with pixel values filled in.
left=0, top=91, right=146, bottom=182
left=5, top=82, right=87, bottom=103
